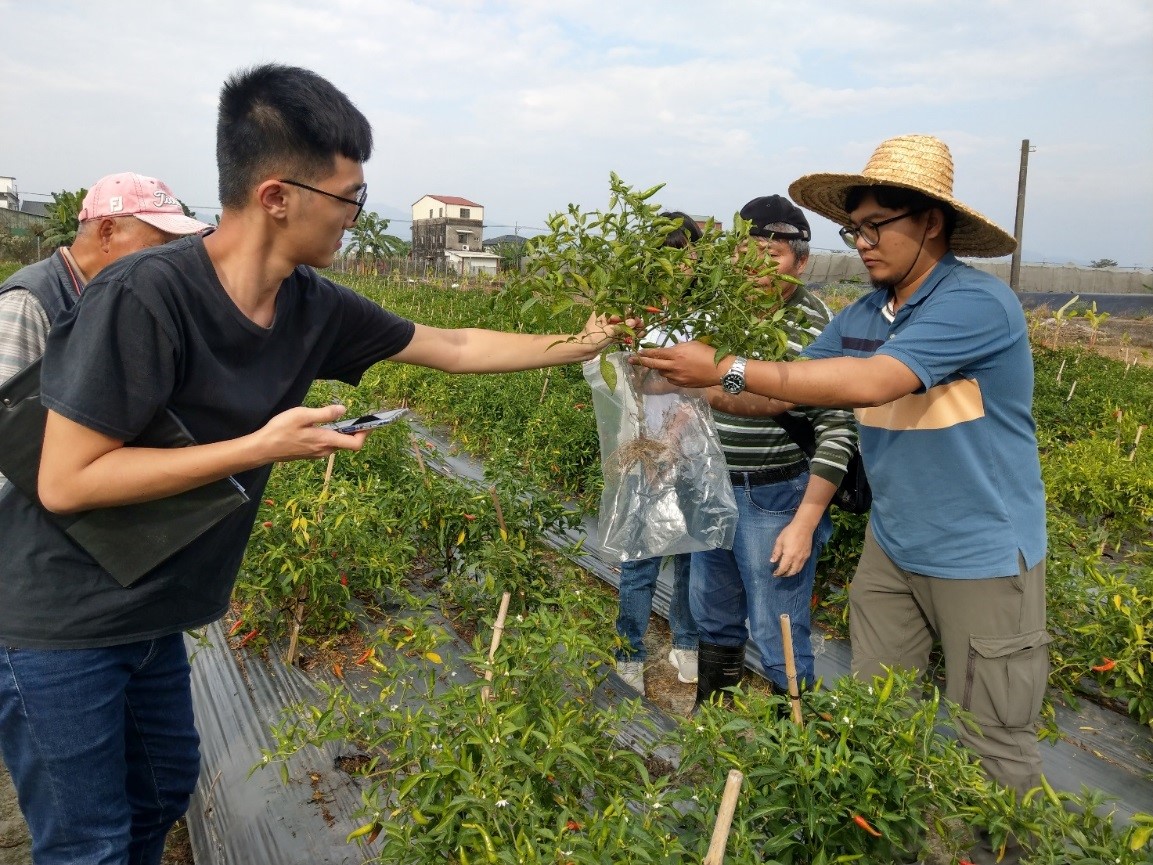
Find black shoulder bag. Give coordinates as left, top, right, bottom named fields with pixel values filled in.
left=0, top=357, right=249, bottom=587
left=772, top=410, right=871, bottom=514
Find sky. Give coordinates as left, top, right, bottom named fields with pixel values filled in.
left=2, top=1, right=1151, bottom=267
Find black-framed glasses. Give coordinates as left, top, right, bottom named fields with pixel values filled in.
left=839, top=209, right=923, bottom=249
left=278, top=179, right=368, bottom=222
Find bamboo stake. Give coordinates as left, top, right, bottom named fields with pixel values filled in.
left=703, top=769, right=744, bottom=865
left=1066, top=380, right=1077, bottom=402
left=539, top=369, right=551, bottom=404
left=480, top=592, right=512, bottom=702
left=285, top=453, right=336, bottom=666
left=1056, top=357, right=1066, bottom=383
left=779, top=614, right=803, bottom=725
left=1131, top=425, right=1146, bottom=463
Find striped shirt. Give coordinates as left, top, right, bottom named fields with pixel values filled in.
left=0, top=248, right=86, bottom=493
left=711, top=285, right=857, bottom=485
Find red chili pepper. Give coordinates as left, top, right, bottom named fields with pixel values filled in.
left=642, top=305, right=662, bottom=314
left=237, top=628, right=258, bottom=648
left=355, top=647, right=374, bottom=665
left=572, top=403, right=586, bottom=410
left=264, top=498, right=275, bottom=506
left=1092, top=658, right=1116, bottom=672
left=367, top=823, right=382, bottom=844
left=332, top=662, right=344, bottom=680
left=852, top=815, right=882, bottom=837
left=340, top=573, right=349, bottom=586
left=261, top=521, right=273, bottom=528
left=565, top=819, right=581, bottom=832
left=227, top=618, right=246, bottom=637
left=462, top=513, right=477, bottom=521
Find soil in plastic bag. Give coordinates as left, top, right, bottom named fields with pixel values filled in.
left=583, top=352, right=737, bottom=561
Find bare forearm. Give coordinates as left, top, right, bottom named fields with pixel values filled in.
left=40, top=435, right=266, bottom=512
left=393, top=322, right=606, bottom=373
left=38, top=404, right=358, bottom=513
left=631, top=341, right=919, bottom=407
left=744, top=355, right=919, bottom=408
left=704, top=387, right=795, bottom=417
left=791, top=475, right=838, bottom=532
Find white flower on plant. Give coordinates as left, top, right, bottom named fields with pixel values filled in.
left=516, top=615, right=524, bottom=623
left=496, top=799, right=509, bottom=808
left=696, top=725, right=705, bottom=732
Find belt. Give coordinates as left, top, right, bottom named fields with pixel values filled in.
left=728, top=460, right=808, bottom=486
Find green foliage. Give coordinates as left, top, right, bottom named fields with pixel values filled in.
left=348, top=211, right=409, bottom=272
left=43, top=187, right=86, bottom=248
left=0, top=259, right=27, bottom=282
left=508, top=172, right=803, bottom=362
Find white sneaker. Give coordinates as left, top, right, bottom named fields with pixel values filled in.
left=668, top=648, right=699, bottom=683
left=616, top=660, right=645, bottom=696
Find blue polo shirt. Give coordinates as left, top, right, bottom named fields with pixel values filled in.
left=803, top=252, right=1046, bottom=578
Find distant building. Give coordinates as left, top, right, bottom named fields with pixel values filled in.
left=0, top=176, right=18, bottom=210
left=481, top=234, right=528, bottom=250
left=0, top=175, right=49, bottom=235
left=411, top=194, right=500, bottom=275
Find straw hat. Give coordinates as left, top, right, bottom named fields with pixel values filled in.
left=787, top=135, right=1017, bottom=258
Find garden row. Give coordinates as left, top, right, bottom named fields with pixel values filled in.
left=328, top=274, right=1153, bottom=728
left=233, top=403, right=1148, bottom=863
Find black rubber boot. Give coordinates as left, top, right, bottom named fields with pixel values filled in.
left=694, top=642, right=745, bottom=710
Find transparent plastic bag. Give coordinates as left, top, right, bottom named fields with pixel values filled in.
left=583, top=352, right=738, bottom=561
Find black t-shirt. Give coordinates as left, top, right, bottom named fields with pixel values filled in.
left=0, top=235, right=414, bottom=648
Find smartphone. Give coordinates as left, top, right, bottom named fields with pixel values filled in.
left=321, top=408, right=409, bottom=434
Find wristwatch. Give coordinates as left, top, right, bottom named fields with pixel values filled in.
left=720, top=356, right=747, bottom=395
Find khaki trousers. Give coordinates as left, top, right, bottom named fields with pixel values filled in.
left=849, top=524, right=1050, bottom=796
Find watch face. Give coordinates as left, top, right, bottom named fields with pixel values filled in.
left=721, top=373, right=743, bottom=394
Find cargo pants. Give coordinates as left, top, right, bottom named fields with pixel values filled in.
left=849, top=524, right=1050, bottom=796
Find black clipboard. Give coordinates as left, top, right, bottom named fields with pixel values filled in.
left=0, top=357, right=249, bottom=587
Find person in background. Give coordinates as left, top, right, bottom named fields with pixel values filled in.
left=0, top=172, right=208, bottom=860
left=0, top=172, right=210, bottom=494
left=614, top=211, right=702, bottom=697
left=690, top=195, right=856, bottom=708
left=0, top=65, right=622, bottom=865
left=634, top=136, right=1047, bottom=865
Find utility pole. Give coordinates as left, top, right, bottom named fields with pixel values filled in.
left=1010, top=139, right=1034, bottom=291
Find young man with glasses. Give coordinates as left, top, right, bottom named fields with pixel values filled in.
left=633, top=135, right=1047, bottom=865
left=0, top=64, right=621, bottom=865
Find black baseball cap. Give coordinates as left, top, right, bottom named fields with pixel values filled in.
left=739, top=194, right=811, bottom=241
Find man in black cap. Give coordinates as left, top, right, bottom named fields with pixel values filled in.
left=690, top=195, right=857, bottom=708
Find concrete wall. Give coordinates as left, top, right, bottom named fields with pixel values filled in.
left=802, top=252, right=1152, bottom=294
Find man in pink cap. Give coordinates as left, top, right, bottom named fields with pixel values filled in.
left=0, top=172, right=208, bottom=855
left=0, top=171, right=209, bottom=423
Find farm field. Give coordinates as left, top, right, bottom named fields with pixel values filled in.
left=189, top=273, right=1151, bottom=863
left=2, top=263, right=1150, bottom=864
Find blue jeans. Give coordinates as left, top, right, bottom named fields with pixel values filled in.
left=690, top=474, right=833, bottom=690
left=0, top=634, right=200, bottom=865
left=616, top=553, right=697, bottom=661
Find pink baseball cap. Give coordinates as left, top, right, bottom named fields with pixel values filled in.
left=78, top=172, right=212, bottom=235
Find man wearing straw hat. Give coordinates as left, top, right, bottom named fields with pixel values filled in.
left=634, top=135, right=1047, bottom=864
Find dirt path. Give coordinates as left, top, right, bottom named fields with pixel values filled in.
left=0, top=767, right=30, bottom=865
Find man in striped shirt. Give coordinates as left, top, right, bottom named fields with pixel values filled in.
left=692, top=195, right=857, bottom=708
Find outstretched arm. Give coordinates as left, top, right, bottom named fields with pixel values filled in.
left=631, top=341, right=920, bottom=408
left=392, top=311, right=623, bottom=373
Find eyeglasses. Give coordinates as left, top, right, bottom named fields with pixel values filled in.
left=839, top=209, right=923, bottom=249
left=278, top=179, right=368, bottom=222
